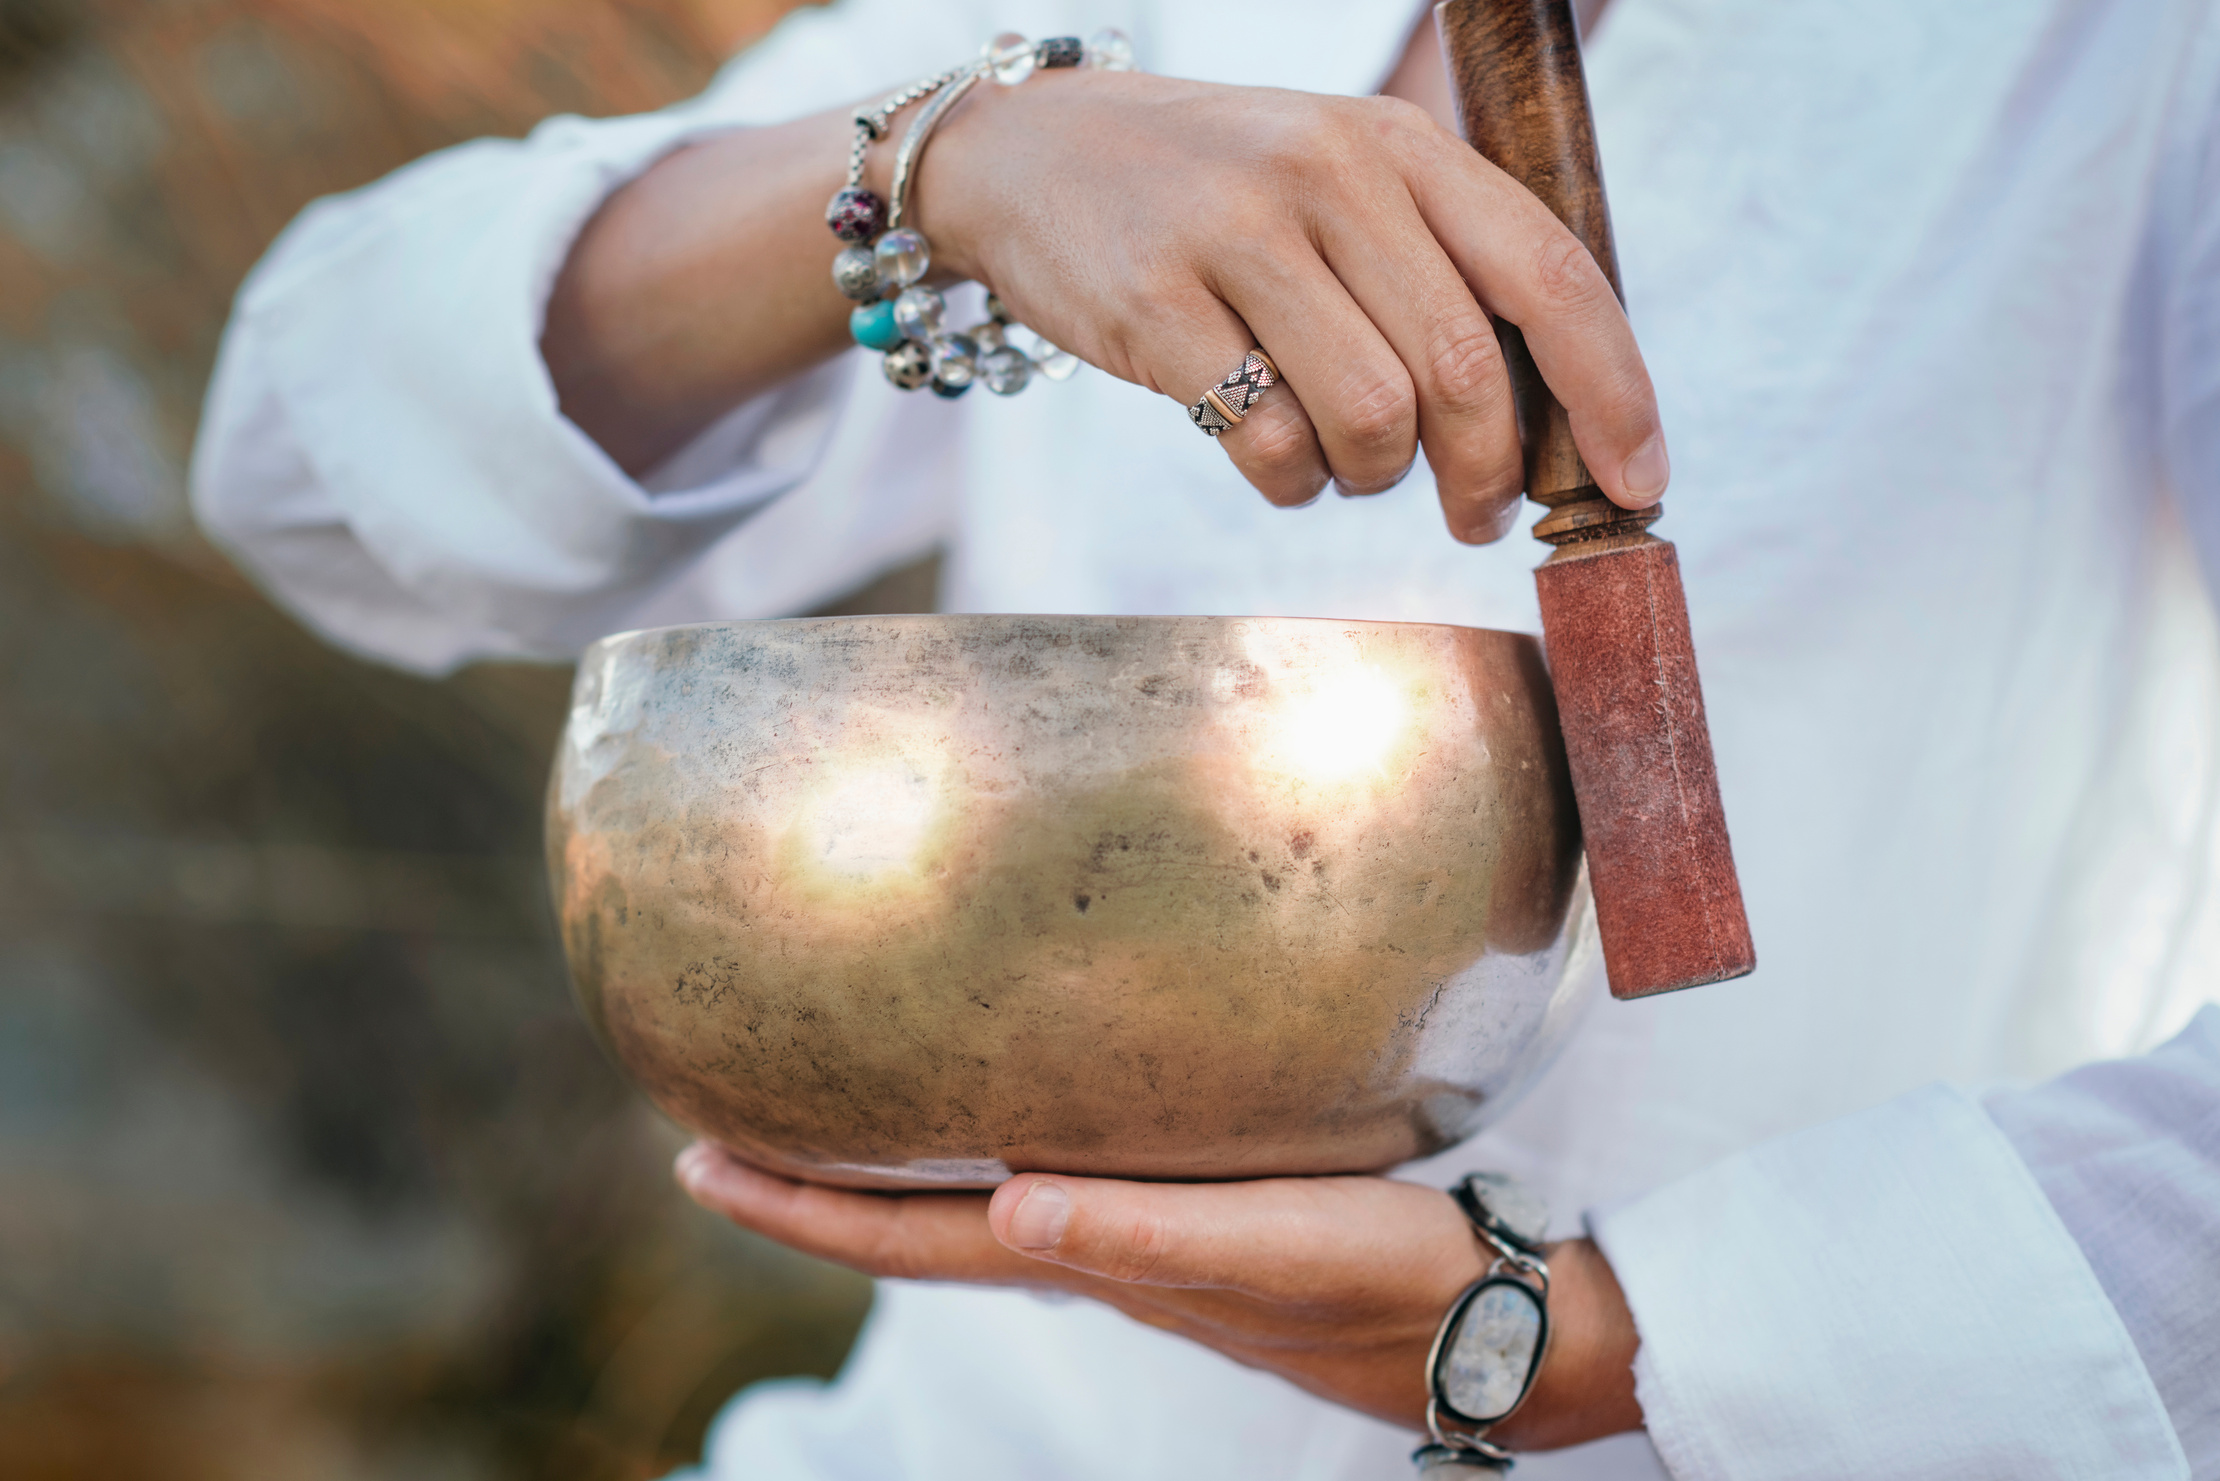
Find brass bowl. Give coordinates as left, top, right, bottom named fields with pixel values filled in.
left=548, top=615, right=1595, bottom=1189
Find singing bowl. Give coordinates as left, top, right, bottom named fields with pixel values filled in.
left=548, top=615, right=1597, bottom=1189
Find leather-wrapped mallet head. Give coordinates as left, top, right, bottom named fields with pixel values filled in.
left=1437, top=0, right=1756, bottom=998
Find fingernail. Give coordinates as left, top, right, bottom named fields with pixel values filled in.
left=1622, top=436, right=1669, bottom=503
left=673, top=1143, right=713, bottom=1192
left=1005, top=1181, right=1070, bottom=1251
left=1333, top=465, right=1414, bottom=499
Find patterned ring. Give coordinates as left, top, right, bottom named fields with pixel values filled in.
left=1188, top=350, right=1280, bottom=437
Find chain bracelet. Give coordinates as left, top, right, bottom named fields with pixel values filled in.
left=846, top=64, right=974, bottom=190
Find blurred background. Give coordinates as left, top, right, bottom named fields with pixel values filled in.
left=0, top=1, right=933, bottom=1475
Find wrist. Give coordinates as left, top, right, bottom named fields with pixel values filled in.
left=1487, top=1238, right=1642, bottom=1452
left=895, top=71, right=1020, bottom=287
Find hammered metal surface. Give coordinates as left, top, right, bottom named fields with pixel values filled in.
left=549, top=615, right=1596, bottom=1188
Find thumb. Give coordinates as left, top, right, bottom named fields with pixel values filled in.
left=986, top=1173, right=1293, bottom=1291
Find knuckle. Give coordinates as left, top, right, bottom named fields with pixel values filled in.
left=1332, top=370, right=1417, bottom=456
left=1236, top=408, right=1320, bottom=484
left=1426, top=321, right=1510, bottom=413
left=1365, top=93, right=1434, bottom=139
left=1099, top=1212, right=1173, bottom=1284
left=858, top=1215, right=929, bottom=1281
left=1286, top=100, right=1372, bottom=178
left=1530, top=232, right=1604, bottom=316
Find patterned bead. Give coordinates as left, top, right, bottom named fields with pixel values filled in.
left=882, top=341, right=934, bottom=391
left=1086, top=28, right=1136, bottom=72
left=825, top=187, right=887, bottom=243
left=832, top=245, right=880, bottom=302
left=1037, top=36, right=1084, bottom=69
left=984, top=292, right=1013, bottom=324
left=849, top=300, right=905, bottom=352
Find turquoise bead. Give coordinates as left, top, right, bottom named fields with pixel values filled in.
left=850, top=301, right=904, bottom=352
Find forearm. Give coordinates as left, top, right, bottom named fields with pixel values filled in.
left=541, top=104, right=862, bottom=476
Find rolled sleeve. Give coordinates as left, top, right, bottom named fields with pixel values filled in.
left=1590, top=1083, right=2188, bottom=1480
left=1987, top=1009, right=2220, bottom=1474
left=194, top=107, right=853, bottom=669
left=190, top=0, right=981, bottom=672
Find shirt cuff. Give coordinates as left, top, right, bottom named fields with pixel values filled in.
left=1589, top=1082, right=2188, bottom=1480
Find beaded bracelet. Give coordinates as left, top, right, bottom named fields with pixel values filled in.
left=825, top=29, right=1135, bottom=398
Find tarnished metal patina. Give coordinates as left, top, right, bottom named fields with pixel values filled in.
left=548, top=616, right=1596, bottom=1189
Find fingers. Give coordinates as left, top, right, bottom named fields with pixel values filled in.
left=1146, top=293, right=1332, bottom=508
left=1213, top=248, right=1422, bottom=500
left=675, top=1142, right=1040, bottom=1285
left=1311, top=177, right=1525, bottom=541
left=1405, top=128, right=1667, bottom=511
left=986, top=1172, right=1478, bottom=1303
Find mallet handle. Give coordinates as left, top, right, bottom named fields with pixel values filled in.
left=1436, top=0, right=1650, bottom=546
left=1437, top=0, right=1756, bottom=998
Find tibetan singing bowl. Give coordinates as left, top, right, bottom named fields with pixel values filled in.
left=549, top=615, right=1596, bottom=1189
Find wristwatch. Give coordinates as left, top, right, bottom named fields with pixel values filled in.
left=1413, top=1173, right=1554, bottom=1475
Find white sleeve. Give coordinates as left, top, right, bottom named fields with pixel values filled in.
left=2162, top=10, right=2220, bottom=588
left=1588, top=1015, right=2220, bottom=1480
left=188, top=0, right=999, bottom=674
left=1985, top=1010, right=2220, bottom=1476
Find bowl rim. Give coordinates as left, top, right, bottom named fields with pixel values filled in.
left=580, top=611, right=1546, bottom=660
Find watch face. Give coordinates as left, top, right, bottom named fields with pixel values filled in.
left=1434, top=1276, right=1548, bottom=1425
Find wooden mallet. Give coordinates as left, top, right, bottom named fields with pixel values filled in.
left=1438, top=0, right=1756, bottom=998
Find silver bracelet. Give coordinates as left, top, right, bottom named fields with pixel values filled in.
left=1414, top=1174, right=1555, bottom=1476
left=825, top=30, right=1135, bottom=398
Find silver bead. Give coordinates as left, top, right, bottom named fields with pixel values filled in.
left=931, top=334, right=980, bottom=389
left=986, top=31, right=1036, bottom=86
left=832, top=245, right=880, bottom=302
left=1086, top=27, right=1136, bottom=72
left=882, top=340, right=933, bottom=391
left=893, top=285, right=945, bottom=341
left=873, top=229, right=930, bottom=289
left=981, top=345, right=1032, bottom=396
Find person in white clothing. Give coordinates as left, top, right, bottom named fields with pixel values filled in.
left=191, top=1, right=2220, bottom=1477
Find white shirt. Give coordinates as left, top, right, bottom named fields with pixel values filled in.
left=191, top=1, right=2220, bottom=1476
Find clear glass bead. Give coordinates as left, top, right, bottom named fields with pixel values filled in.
left=831, top=245, right=880, bottom=302
left=969, top=321, right=1006, bottom=353
left=873, top=229, right=930, bottom=289
left=893, top=285, right=945, bottom=341
left=986, top=32, right=1036, bottom=86
left=1085, top=27, right=1135, bottom=72
left=1027, top=336, right=1081, bottom=380
left=982, top=346, right=1032, bottom=396
left=931, top=334, right=980, bottom=389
